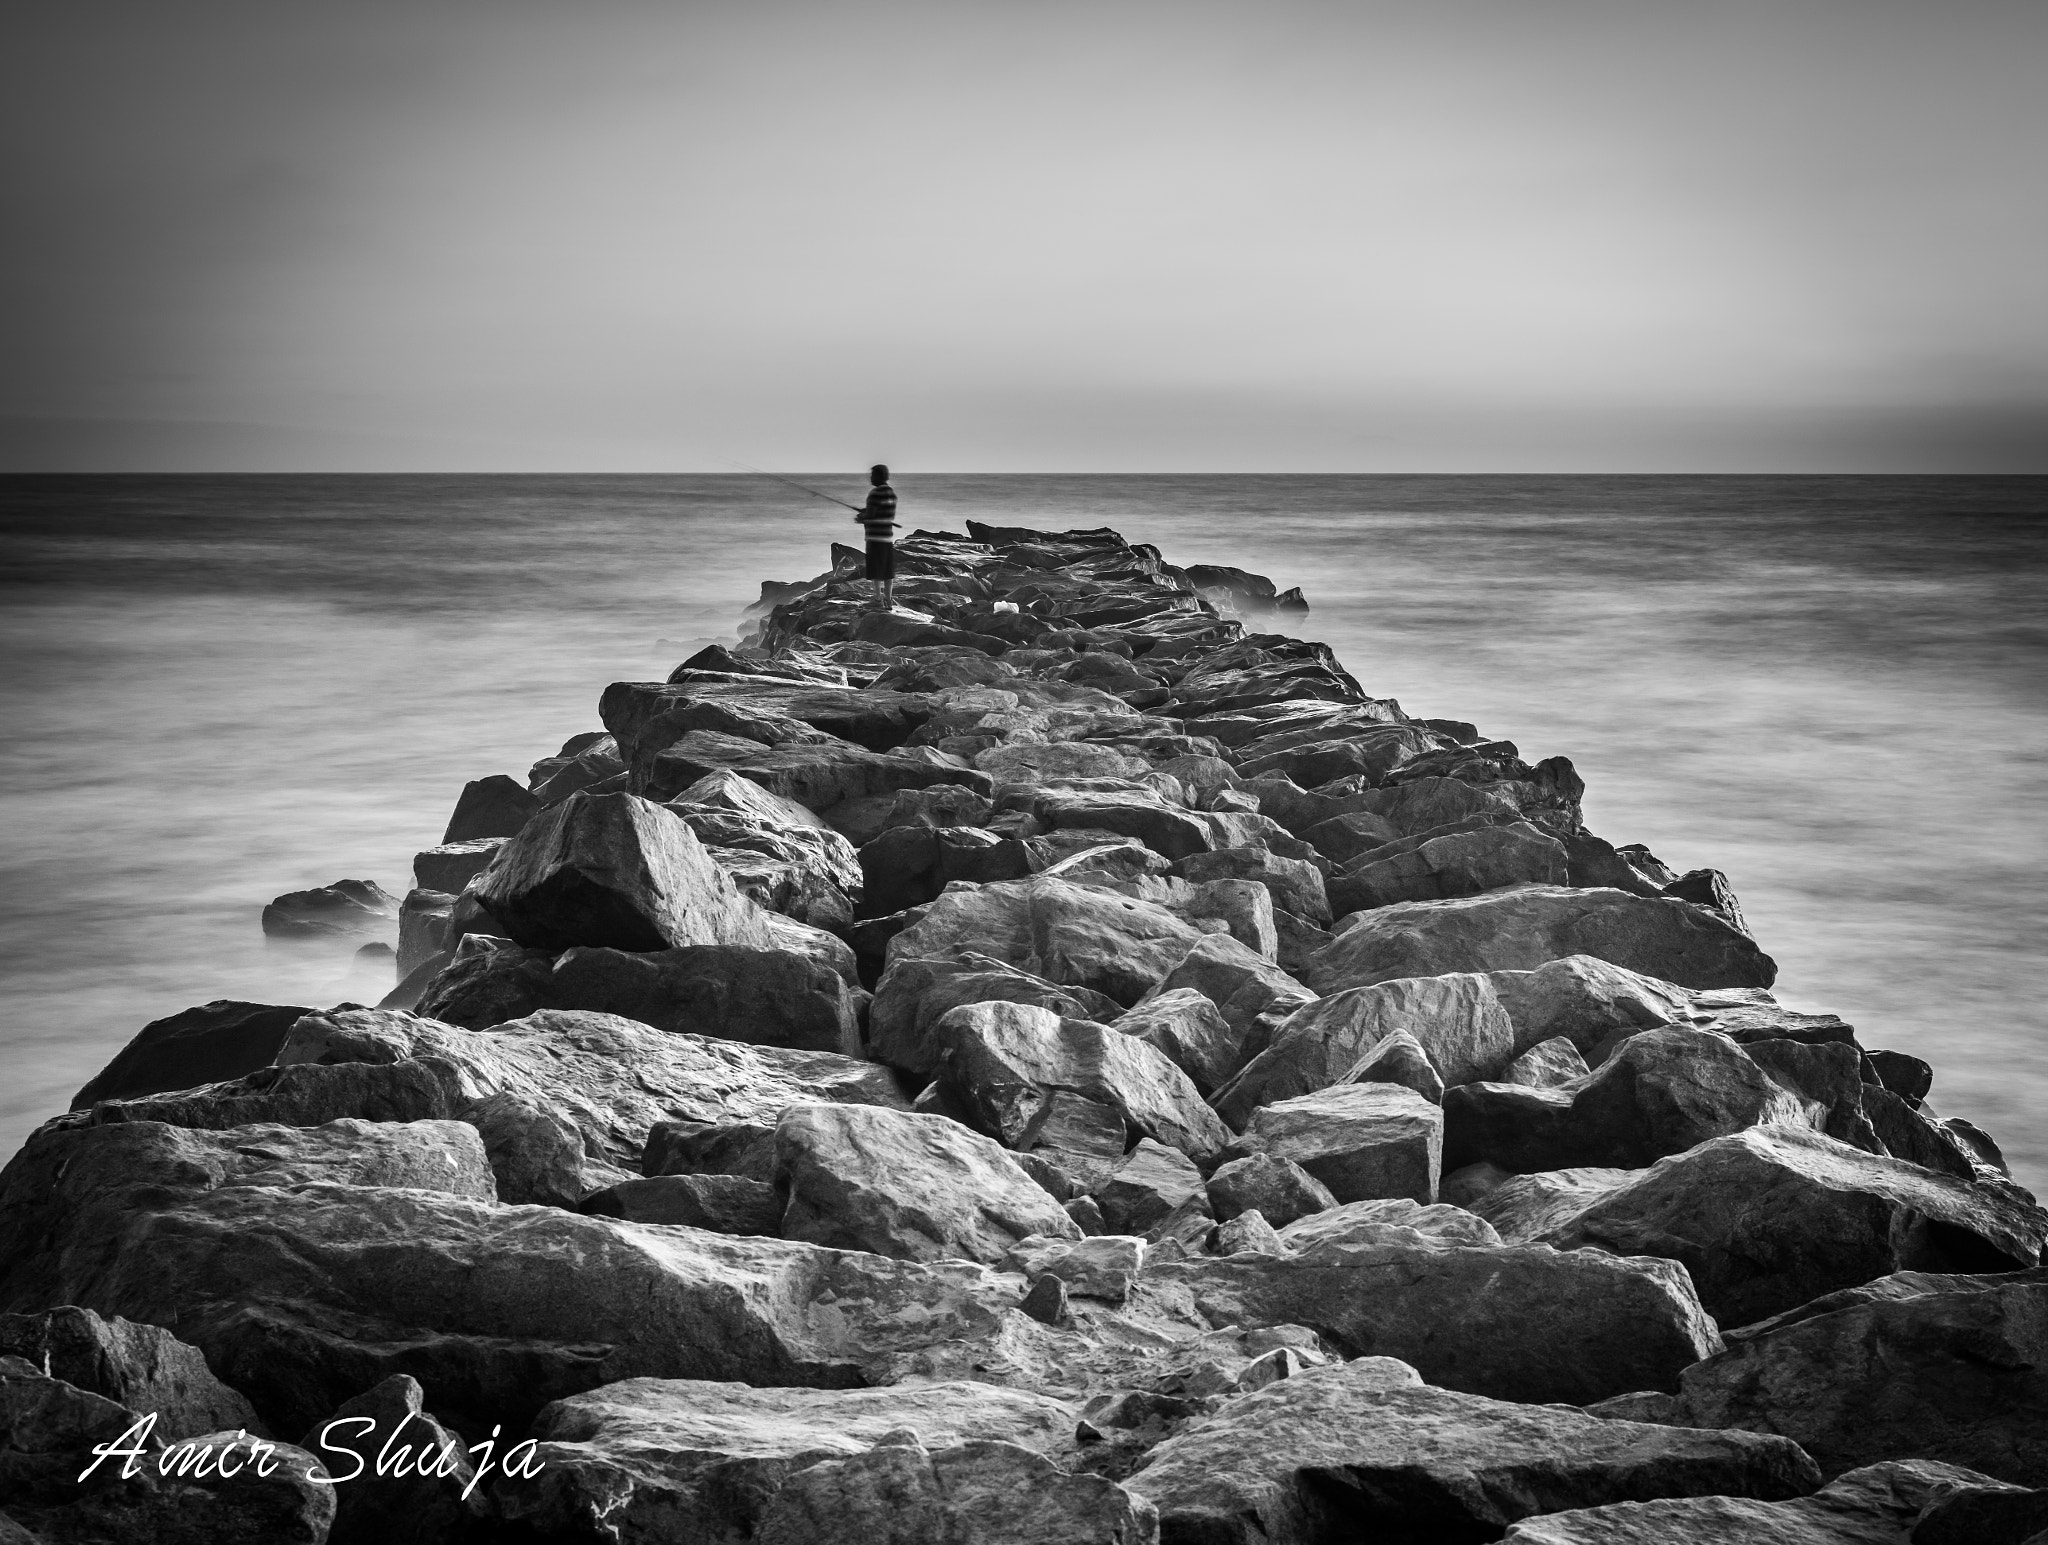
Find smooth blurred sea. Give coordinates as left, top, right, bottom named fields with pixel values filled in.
left=2, top=474, right=2043, bottom=1189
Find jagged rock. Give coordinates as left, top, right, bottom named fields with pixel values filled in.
left=578, top=1173, right=783, bottom=1234
left=261, top=878, right=398, bottom=941
left=761, top=1437, right=1161, bottom=1545
left=1232, top=1084, right=1443, bottom=1205
left=1236, top=723, right=1443, bottom=789
left=1341, top=1027, right=1446, bottom=1103
left=1862, top=1085, right=1978, bottom=1179
left=1110, top=988, right=1254, bottom=1095
left=1019, top=1274, right=1071, bottom=1327
left=412, top=836, right=507, bottom=894
left=1096, top=1140, right=1209, bottom=1236
left=1485, top=954, right=1693, bottom=1059
left=601, top=678, right=934, bottom=765
left=891, top=876, right=1208, bottom=1008
left=1205, top=1153, right=1339, bottom=1229
left=69, top=999, right=317, bottom=1108
left=1007, top=1235, right=1148, bottom=1304
left=299, top=1373, right=473, bottom=1545
left=1215, top=1209, right=1288, bottom=1256
left=1440, top=1159, right=1515, bottom=1208
left=417, top=939, right=864, bottom=1055
left=1271, top=908, right=1334, bottom=976
left=641, top=729, right=991, bottom=809
left=1329, top=820, right=1570, bottom=914
left=867, top=953, right=1124, bottom=1082
left=1662, top=866, right=1749, bottom=933
left=1503, top=1126, right=2047, bottom=1324
left=642, top=1117, right=779, bottom=1179
left=775, top=1103, right=1080, bottom=1264
left=1470, top=1167, right=1640, bottom=1244
left=1865, top=1048, right=1934, bottom=1104
left=1441, top=1025, right=1816, bottom=1173
left=1126, top=1355, right=1816, bottom=1543
left=933, top=1000, right=1231, bottom=1159
left=394, top=886, right=456, bottom=978
left=1278, top=1198, right=1503, bottom=1255
left=1742, top=1036, right=1885, bottom=1151
left=1647, top=1269, right=2048, bottom=1486
left=0, top=1306, right=262, bottom=1441
left=1212, top=973, right=1514, bottom=1127
left=1307, top=885, right=1776, bottom=994
left=81, top=1006, right=904, bottom=1204
left=529, top=736, right=629, bottom=806
left=1148, top=933, right=1316, bottom=1034
left=858, top=822, right=1035, bottom=914
left=480, top=1378, right=1081, bottom=1542
left=1499, top=1034, right=1592, bottom=1087
left=442, top=773, right=542, bottom=843
left=1147, top=1242, right=1720, bottom=1406
left=471, top=790, right=773, bottom=953
left=1174, top=877, right=1278, bottom=961
left=977, top=741, right=1153, bottom=783
left=1500, top=1458, right=2043, bottom=1544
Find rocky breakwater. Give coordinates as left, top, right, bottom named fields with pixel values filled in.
left=5, top=521, right=2045, bottom=1545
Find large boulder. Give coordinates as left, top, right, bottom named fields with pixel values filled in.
left=1441, top=1025, right=1818, bottom=1173
left=442, top=772, right=541, bottom=842
left=1503, top=1126, right=2047, bottom=1325
left=868, top=953, right=1123, bottom=1082
left=1278, top=1198, right=1502, bottom=1254
left=759, top=1437, right=1159, bottom=1545
left=79, top=1006, right=905, bottom=1204
left=1205, top=1154, right=1339, bottom=1229
left=472, top=789, right=774, bottom=953
left=1500, top=1458, right=2036, bottom=1544
left=412, top=835, right=509, bottom=894
left=599, top=678, right=935, bottom=762
left=1232, top=1084, right=1443, bottom=1205
left=298, top=1372, right=474, bottom=1545
left=417, top=940, right=864, bottom=1055
left=1127, top=1357, right=1819, bottom=1544
left=70, top=999, right=317, bottom=1108
left=890, top=876, right=1208, bottom=1008
left=481, top=1378, right=1082, bottom=1544
left=1307, top=886, right=1776, bottom=994
left=775, top=1103, right=1080, bottom=1264
left=0, top=1305, right=262, bottom=1441
left=1110, top=988, right=1256, bottom=1095
left=1212, top=973, right=1515, bottom=1127
left=1095, top=1139, right=1209, bottom=1236
left=640, top=729, right=990, bottom=809
left=1175, top=847, right=1331, bottom=927
left=1147, top=933, right=1316, bottom=1034
left=1641, top=1268, right=2048, bottom=1486
left=1484, top=954, right=1693, bottom=1059
left=1146, top=1241, right=1722, bottom=1406
left=260, top=878, right=398, bottom=941
left=933, top=1001, right=1232, bottom=1160
left=1328, top=820, right=1570, bottom=914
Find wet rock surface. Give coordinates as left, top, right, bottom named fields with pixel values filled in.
left=13, top=521, right=2041, bottom=1544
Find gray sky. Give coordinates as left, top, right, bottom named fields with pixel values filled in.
left=4, top=0, right=2044, bottom=471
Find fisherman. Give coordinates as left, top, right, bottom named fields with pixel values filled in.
left=854, top=463, right=898, bottom=612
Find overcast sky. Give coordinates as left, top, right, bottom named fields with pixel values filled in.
left=3, top=0, right=2043, bottom=472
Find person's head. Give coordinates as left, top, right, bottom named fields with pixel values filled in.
left=870, top=464, right=889, bottom=485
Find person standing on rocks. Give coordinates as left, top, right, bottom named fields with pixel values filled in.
left=855, top=463, right=898, bottom=612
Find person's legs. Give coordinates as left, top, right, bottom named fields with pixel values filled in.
left=867, top=538, right=896, bottom=611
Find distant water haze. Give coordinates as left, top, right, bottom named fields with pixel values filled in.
left=1, top=475, right=2042, bottom=1193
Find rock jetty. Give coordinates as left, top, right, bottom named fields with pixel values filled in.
left=5, top=521, right=2045, bottom=1543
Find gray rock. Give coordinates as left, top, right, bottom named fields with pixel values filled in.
left=1278, top=1198, right=1502, bottom=1255
left=1175, top=847, right=1332, bottom=926
left=1148, top=933, right=1316, bottom=1035
left=442, top=772, right=540, bottom=842
left=1512, top=1126, right=2047, bottom=1325
left=1308, top=886, right=1776, bottom=995
left=1205, top=1153, right=1339, bottom=1229
left=482, top=1378, right=1081, bottom=1543
left=1212, top=972, right=1513, bottom=1127
left=1500, top=1458, right=2040, bottom=1544
left=1005, top=1234, right=1147, bottom=1303
left=1329, top=819, right=1569, bottom=914
left=1342, top=1027, right=1447, bottom=1104
left=1234, top=1084, right=1443, bottom=1204
left=578, top=1173, right=783, bottom=1234
left=758, top=1438, right=1160, bottom=1545
left=70, top=999, right=317, bottom=1109
left=1863, top=1085, right=1978, bottom=1179
left=868, top=954, right=1125, bottom=1082
left=775, top=1103, right=1080, bottom=1264
left=472, top=789, right=773, bottom=954
left=1095, top=1139, right=1208, bottom=1236
left=641, top=729, right=991, bottom=809
left=395, top=886, right=457, bottom=977
left=411, top=837, right=507, bottom=895
left=1500, top=1035, right=1591, bottom=1087
left=1018, top=1273, right=1071, bottom=1326
left=1110, top=988, right=1256, bottom=1095
left=0, top=1305, right=263, bottom=1441
left=643, top=1117, right=779, bottom=1180
left=1215, top=1209, right=1288, bottom=1256
left=1271, top=907, right=1334, bottom=976
left=934, top=1000, right=1231, bottom=1160
left=890, top=876, right=1208, bottom=1008
left=261, top=878, right=398, bottom=941
left=1470, top=1167, right=1640, bottom=1245
left=1441, top=1025, right=1816, bottom=1174
left=298, top=1373, right=473, bottom=1545
left=1485, top=954, right=1693, bottom=1060
left=1146, top=1242, right=1722, bottom=1406
left=1127, top=1356, right=1817, bottom=1544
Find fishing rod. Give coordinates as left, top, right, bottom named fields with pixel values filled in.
left=725, top=460, right=861, bottom=511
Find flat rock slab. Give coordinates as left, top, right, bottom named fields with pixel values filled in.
left=1510, top=1125, right=2046, bottom=1326
left=484, top=1378, right=1079, bottom=1542
left=776, top=1103, right=1080, bottom=1264
left=1307, top=885, right=1776, bottom=995
left=1128, top=1357, right=1819, bottom=1545
left=1146, top=1240, right=1721, bottom=1406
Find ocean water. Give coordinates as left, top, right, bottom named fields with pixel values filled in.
left=2, top=474, right=2043, bottom=1192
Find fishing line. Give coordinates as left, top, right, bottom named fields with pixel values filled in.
left=725, top=460, right=862, bottom=511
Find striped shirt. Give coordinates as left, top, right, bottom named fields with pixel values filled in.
left=857, top=484, right=898, bottom=541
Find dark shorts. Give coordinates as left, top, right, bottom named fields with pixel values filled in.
left=866, top=540, right=895, bottom=581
